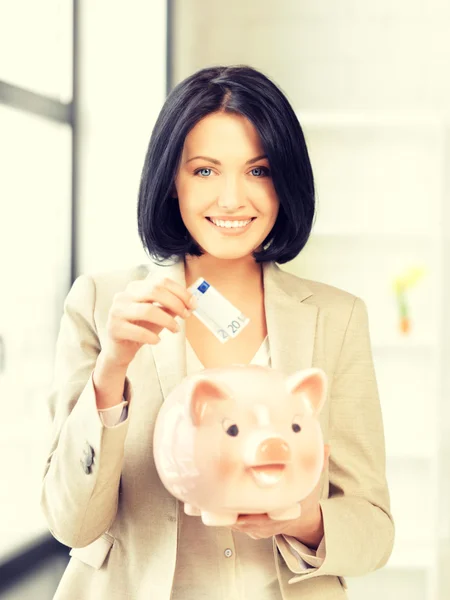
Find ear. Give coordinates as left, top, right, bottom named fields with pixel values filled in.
left=189, top=377, right=232, bottom=426
left=285, top=368, right=327, bottom=416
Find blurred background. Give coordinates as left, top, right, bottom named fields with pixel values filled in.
left=1, top=1, right=449, bottom=598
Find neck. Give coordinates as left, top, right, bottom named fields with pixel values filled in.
left=184, top=254, right=263, bottom=295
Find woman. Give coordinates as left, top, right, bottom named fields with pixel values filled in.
left=41, top=65, right=394, bottom=600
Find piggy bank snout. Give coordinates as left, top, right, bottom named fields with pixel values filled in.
left=255, top=437, right=291, bottom=465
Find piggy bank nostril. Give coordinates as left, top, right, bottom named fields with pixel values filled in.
left=257, top=438, right=290, bottom=463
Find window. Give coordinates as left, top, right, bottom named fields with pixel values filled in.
left=0, top=0, right=73, bottom=561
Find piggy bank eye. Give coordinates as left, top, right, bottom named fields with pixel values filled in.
left=226, top=424, right=239, bottom=437
left=223, top=419, right=239, bottom=437
left=292, top=423, right=301, bottom=433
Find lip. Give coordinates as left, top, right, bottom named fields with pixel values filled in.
left=207, top=217, right=256, bottom=221
left=206, top=217, right=255, bottom=235
left=248, top=464, right=286, bottom=488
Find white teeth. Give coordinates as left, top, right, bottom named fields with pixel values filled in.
left=210, top=218, right=252, bottom=228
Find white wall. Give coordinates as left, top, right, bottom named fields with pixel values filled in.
left=77, top=0, right=167, bottom=275
left=172, top=0, right=450, bottom=113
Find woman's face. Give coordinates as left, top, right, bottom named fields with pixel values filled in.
left=173, top=112, right=279, bottom=261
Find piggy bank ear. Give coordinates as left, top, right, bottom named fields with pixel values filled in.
left=285, top=368, right=327, bottom=416
left=189, top=377, right=232, bottom=426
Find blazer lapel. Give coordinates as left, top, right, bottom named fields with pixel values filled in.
left=263, top=261, right=317, bottom=375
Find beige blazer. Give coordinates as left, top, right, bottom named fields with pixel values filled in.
left=41, top=259, right=394, bottom=600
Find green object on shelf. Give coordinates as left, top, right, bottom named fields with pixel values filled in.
left=393, top=265, right=427, bottom=333
left=397, top=292, right=409, bottom=319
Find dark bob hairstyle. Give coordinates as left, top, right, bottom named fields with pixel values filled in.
left=137, top=65, right=316, bottom=264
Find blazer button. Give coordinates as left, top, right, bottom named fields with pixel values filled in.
left=83, top=442, right=94, bottom=464
left=80, top=457, right=91, bottom=474
left=81, top=442, right=94, bottom=473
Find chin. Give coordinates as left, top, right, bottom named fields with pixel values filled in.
left=201, top=247, right=256, bottom=261
left=186, top=224, right=270, bottom=262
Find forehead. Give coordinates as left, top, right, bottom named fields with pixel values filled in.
left=182, top=112, right=265, bottom=156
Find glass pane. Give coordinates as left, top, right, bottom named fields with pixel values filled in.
left=0, top=104, right=71, bottom=559
left=0, top=0, right=73, bottom=101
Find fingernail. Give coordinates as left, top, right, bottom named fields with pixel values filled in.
left=183, top=308, right=191, bottom=318
left=189, top=295, right=198, bottom=308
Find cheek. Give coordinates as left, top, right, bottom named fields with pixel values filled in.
left=180, top=174, right=219, bottom=199
left=264, top=195, right=279, bottom=225
left=214, top=451, right=240, bottom=479
left=176, top=177, right=198, bottom=210
left=300, top=451, right=321, bottom=474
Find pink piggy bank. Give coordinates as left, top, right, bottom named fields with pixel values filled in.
left=153, top=365, right=327, bottom=526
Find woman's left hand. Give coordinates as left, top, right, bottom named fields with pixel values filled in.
left=230, top=444, right=330, bottom=544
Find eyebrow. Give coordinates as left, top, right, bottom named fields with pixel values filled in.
left=185, top=154, right=268, bottom=166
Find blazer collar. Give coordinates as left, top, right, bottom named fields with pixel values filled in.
left=147, top=258, right=317, bottom=399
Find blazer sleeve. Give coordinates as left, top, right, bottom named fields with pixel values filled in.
left=275, top=296, right=395, bottom=583
left=40, top=274, right=132, bottom=549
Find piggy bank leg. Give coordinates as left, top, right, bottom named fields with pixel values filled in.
left=268, top=504, right=301, bottom=521
left=184, top=503, right=202, bottom=516
left=201, top=511, right=239, bottom=526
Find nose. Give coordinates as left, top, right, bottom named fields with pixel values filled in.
left=255, top=438, right=291, bottom=464
left=217, top=176, right=245, bottom=211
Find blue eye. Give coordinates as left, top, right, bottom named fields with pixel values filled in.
left=195, top=168, right=212, bottom=177
left=250, top=167, right=270, bottom=177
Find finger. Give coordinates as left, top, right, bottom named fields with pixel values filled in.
left=231, top=525, right=261, bottom=539
left=143, top=276, right=195, bottom=310
left=149, top=287, right=194, bottom=318
left=113, top=320, right=161, bottom=345
left=128, top=283, right=193, bottom=318
left=122, top=302, right=180, bottom=334
left=125, top=287, right=191, bottom=320
left=236, top=514, right=270, bottom=525
left=231, top=523, right=256, bottom=536
left=154, top=278, right=197, bottom=310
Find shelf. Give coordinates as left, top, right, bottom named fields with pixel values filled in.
left=386, top=450, right=435, bottom=461
left=310, top=230, right=440, bottom=241
left=296, top=110, right=447, bottom=130
left=371, top=339, right=438, bottom=350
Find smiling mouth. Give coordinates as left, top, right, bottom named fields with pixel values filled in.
left=206, top=217, right=256, bottom=229
left=248, top=464, right=286, bottom=487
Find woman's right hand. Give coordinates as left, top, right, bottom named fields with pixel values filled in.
left=101, top=276, right=197, bottom=369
